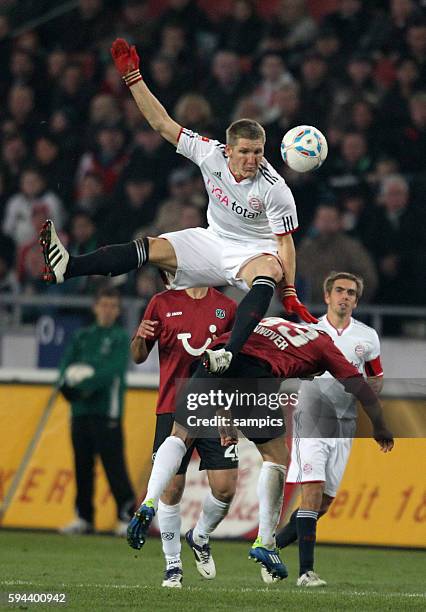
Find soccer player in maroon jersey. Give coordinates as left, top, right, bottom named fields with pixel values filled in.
left=131, top=286, right=238, bottom=587
left=128, top=316, right=393, bottom=581
left=40, top=37, right=317, bottom=378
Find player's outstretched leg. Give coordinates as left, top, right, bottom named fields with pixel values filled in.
left=40, top=219, right=149, bottom=284
left=185, top=528, right=216, bottom=579
left=203, top=348, right=233, bottom=375
left=249, top=536, right=288, bottom=580
left=126, top=499, right=156, bottom=550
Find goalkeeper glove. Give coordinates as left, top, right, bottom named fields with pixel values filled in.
left=110, top=38, right=142, bottom=87
left=281, top=285, right=318, bottom=324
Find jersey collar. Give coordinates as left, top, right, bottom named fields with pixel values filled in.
left=324, top=315, right=353, bottom=337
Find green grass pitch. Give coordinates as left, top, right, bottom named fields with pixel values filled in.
left=0, top=530, right=425, bottom=611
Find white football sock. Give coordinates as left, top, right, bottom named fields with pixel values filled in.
left=256, top=461, right=287, bottom=549
left=193, top=491, right=231, bottom=545
left=143, top=437, right=186, bottom=509
left=158, top=500, right=182, bottom=567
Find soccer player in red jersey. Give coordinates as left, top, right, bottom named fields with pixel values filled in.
left=40, top=38, right=317, bottom=377
left=131, top=286, right=237, bottom=587
left=128, top=316, right=393, bottom=581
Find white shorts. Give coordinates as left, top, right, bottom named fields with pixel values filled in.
left=286, top=437, right=353, bottom=497
left=160, top=227, right=279, bottom=292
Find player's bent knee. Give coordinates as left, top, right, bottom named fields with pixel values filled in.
left=210, top=486, right=235, bottom=504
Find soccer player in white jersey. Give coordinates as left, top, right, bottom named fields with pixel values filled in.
left=40, top=38, right=317, bottom=375
left=271, top=271, right=384, bottom=587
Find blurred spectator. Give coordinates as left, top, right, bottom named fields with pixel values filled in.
left=270, top=0, right=318, bottom=60
left=404, top=20, right=426, bottom=82
left=33, top=134, right=73, bottom=207
left=313, top=27, right=344, bottom=71
left=383, top=91, right=426, bottom=175
left=157, top=22, right=193, bottom=83
left=251, top=52, right=294, bottom=123
left=62, top=210, right=100, bottom=296
left=114, top=0, right=154, bottom=52
left=76, top=123, right=129, bottom=195
left=155, top=0, right=212, bottom=49
left=379, top=58, right=420, bottom=130
left=147, top=55, right=185, bottom=113
left=363, top=174, right=426, bottom=306
left=264, top=83, right=305, bottom=167
left=75, top=172, right=111, bottom=224
left=1, top=133, right=29, bottom=197
left=376, top=0, right=423, bottom=56
left=0, top=231, right=17, bottom=295
left=7, top=84, right=42, bottom=145
left=52, top=63, right=94, bottom=122
left=102, top=173, right=156, bottom=243
left=232, top=97, right=264, bottom=123
left=45, top=0, right=114, bottom=52
left=219, top=0, right=264, bottom=58
left=89, top=93, right=122, bottom=127
left=297, top=204, right=378, bottom=302
left=122, top=124, right=176, bottom=197
left=174, top=93, right=215, bottom=135
left=334, top=53, right=381, bottom=112
left=326, top=131, right=373, bottom=199
left=203, top=50, right=251, bottom=131
left=298, top=52, right=334, bottom=130
left=321, top=0, right=370, bottom=58
left=3, top=167, right=65, bottom=246
left=46, top=48, right=68, bottom=90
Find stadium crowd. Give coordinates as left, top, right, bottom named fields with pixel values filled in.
left=0, top=0, right=425, bottom=313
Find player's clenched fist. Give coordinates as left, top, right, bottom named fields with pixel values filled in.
left=110, top=38, right=142, bottom=87
left=281, top=284, right=318, bottom=324
left=136, top=319, right=158, bottom=339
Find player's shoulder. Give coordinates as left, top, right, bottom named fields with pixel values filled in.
left=209, top=287, right=237, bottom=306
left=351, top=318, right=379, bottom=338
left=258, top=158, right=284, bottom=188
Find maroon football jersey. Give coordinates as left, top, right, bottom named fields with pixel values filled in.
left=140, top=289, right=237, bottom=414
left=211, top=317, right=362, bottom=380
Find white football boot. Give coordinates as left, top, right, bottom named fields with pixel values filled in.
left=297, top=571, right=327, bottom=587
left=203, top=348, right=233, bottom=374
left=40, top=219, right=69, bottom=284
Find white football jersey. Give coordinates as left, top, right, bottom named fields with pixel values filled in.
left=176, top=129, right=298, bottom=242
left=297, top=315, right=383, bottom=425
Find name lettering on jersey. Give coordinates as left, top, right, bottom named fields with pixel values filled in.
left=206, top=178, right=262, bottom=219
left=215, top=308, right=226, bottom=319
left=254, top=324, right=289, bottom=351
left=177, top=324, right=217, bottom=356
left=166, top=311, right=183, bottom=317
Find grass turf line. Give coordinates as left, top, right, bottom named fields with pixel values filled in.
left=0, top=530, right=424, bottom=611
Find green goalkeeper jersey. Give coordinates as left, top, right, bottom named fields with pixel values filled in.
left=58, top=323, right=129, bottom=418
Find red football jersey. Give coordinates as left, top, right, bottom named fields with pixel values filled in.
left=211, top=317, right=362, bottom=380
left=140, top=289, right=237, bottom=414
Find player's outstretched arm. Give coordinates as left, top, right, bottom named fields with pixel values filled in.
left=111, top=38, right=182, bottom=146
left=131, top=320, right=158, bottom=363
left=276, top=234, right=318, bottom=324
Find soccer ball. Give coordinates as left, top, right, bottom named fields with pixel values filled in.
left=281, top=125, right=328, bottom=173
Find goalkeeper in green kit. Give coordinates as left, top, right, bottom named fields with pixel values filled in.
left=58, top=287, right=135, bottom=536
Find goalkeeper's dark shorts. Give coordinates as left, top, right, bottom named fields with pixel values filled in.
left=175, top=351, right=286, bottom=445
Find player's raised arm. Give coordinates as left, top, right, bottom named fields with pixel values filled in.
left=111, top=38, right=182, bottom=146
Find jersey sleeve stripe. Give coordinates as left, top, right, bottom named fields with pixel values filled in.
left=274, top=227, right=298, bottom=236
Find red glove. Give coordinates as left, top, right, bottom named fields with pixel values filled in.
left=281, top=285, right=318, bottom=324
left=110, top=38, right=142, bottom=87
